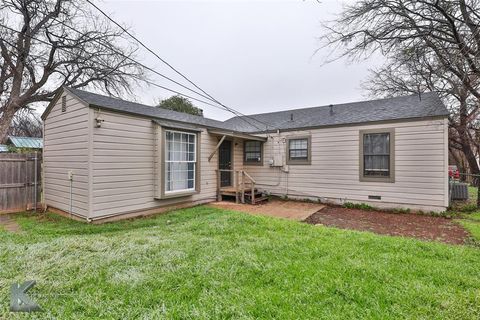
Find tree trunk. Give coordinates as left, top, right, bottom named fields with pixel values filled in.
left=458, top=97, right=480, bottom=185
left=0, top=102, right=18, bottom=144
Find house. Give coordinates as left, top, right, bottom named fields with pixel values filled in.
left=0, top=145, right=8, bottom=152
left=41, top=87, right=449, bottom=222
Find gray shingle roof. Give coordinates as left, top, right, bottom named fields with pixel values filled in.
left=66, top=88, right=448, bottom=134
left=224, top=92, right=449, bottom=133
left=67, top=87, right=231, bottom=130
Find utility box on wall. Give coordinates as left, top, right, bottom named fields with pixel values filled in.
left=268, top=135, right=285, bottom=167
left=270, top=153, right=283, bottom=167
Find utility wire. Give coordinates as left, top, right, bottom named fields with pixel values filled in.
left=47, top=17, right=224, bottom=107
left=48, top=14, right=268, bottom=132
left=0, top=23, right=232, bottom=109
left=85, top=0, right=274, bottom=131
left=45, top=16, right=251, bottom=119
left=2, top=23, right=272, bottom=130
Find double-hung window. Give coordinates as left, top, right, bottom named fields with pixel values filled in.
left=244, top=140, right=263, bottom=165
left=286, top=136, right=311, bottom=165
left=360, top=129, right=395, bottom=182
left=165, top=130, right=196, bottom=193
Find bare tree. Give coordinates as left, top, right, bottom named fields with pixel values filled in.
left=0, top=0, right=145, bottom=143
left=8, top=108, right=42, bottom=137
left=321, top=0, right=480, bottom=177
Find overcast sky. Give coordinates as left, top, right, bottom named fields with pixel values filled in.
left=89, top=0, right=383, bottom=120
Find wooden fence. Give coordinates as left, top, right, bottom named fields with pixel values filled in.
left=0, top=152, right=42, bottom=213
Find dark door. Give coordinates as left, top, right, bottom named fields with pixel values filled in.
left=219, top=140, right=232, bottom=187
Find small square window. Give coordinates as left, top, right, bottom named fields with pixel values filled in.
left=286, top=136, right=311, bottom=165
left=244, top=141, right=263, bottom=165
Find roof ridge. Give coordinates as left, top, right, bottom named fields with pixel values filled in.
left=66, top=87, right=225, bottom=125
left=225, top=92, right=439, bottom=120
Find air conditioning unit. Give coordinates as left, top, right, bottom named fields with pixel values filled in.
left=450, top=182, right=469, bottom=200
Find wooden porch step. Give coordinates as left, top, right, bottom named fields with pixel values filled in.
left=249, top=195, right=269, bottom=204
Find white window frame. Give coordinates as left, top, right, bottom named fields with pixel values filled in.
left=164, top=130, right=197, bottom=194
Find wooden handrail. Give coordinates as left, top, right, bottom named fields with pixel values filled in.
left=216, top=169, right=257, bottom=204
left=242, top=170, right=256, bottom=184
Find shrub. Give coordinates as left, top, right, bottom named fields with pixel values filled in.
left=392, top=208, right=411, bottom=214
left=458, top=204, right=478, bottom=213
left=343, top=202, right=375, bottom=211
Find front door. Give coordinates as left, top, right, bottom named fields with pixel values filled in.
left=219, top=140, right=232, bottom=187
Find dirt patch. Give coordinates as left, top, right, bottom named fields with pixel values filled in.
left=305, top=206, right=470, bottom=245
left=0, top=214, right=21, bottom=233
left=209, top=199, right=325, bottom=221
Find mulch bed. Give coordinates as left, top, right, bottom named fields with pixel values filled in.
left=305, top=206, right=470, bottom=245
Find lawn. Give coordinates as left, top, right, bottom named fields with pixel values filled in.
left=1, top=206, right=480, bottom=319
left=451, top=186, right=480, bottom=243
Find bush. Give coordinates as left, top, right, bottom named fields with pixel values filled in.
left=343, top=202, right=375, bottom=211
left=458, top=204, right=478, bottom=213
left=392, top=208, right=411, bottom=214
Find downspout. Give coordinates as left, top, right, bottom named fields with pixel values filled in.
left=34, top=151, right=37, bottom=212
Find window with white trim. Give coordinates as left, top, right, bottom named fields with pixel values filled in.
left=165, top=130, right=196, bottom=193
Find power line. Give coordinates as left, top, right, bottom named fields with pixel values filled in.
left=84, top=0, right=274, bottom=131
left=47, top=17, right=224, bottom=107
left=0, top=24, right=233, bottom=110
left=45, top=15, right=249, bottom=118
left=1, top=17, right=271, bottom=132
left=1, top=23, right=271, bottom=131
left=44, top=15, right=266, bottom=130
left=48, top=13, right=268, bottom=132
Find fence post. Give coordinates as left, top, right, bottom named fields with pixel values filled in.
left=477, top=184, right=480, bottom=208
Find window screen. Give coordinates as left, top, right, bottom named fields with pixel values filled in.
left=363, top=132, right=390, bottom=177
left=244, top=141, right=262, bottom=163
left=289, top=138, right=308, bottom=160
left=165, top=130, right=196, bottom=193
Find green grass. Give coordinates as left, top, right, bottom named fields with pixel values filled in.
left=450, top=186, right=480, bottom=242
left=458, top=220, right=480, bottom=244
left=1, top=207, right=480, bottom=319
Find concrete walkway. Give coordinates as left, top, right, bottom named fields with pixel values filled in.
left=0, top=214, right=21, bottom=233
left=209, top=199, right=324, bottom=221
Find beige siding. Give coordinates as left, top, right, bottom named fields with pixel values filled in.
left=44, top=91, right=448, bottom=218
left=239, top=118, right=449, bottom=212
left=43, top=92, right=90, bottom=218
left=91, top=110, right=218, bottom=219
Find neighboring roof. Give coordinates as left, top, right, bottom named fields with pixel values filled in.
left=7, top=136, right=43, bottom=149
left=224, top=92, right=449, bottom=133
left=0, top=144, right=8, bottom=152
left=66, top=87, right=232, bottom=131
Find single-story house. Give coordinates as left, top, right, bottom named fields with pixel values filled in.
left=41, top=87, right=449, bottom=222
